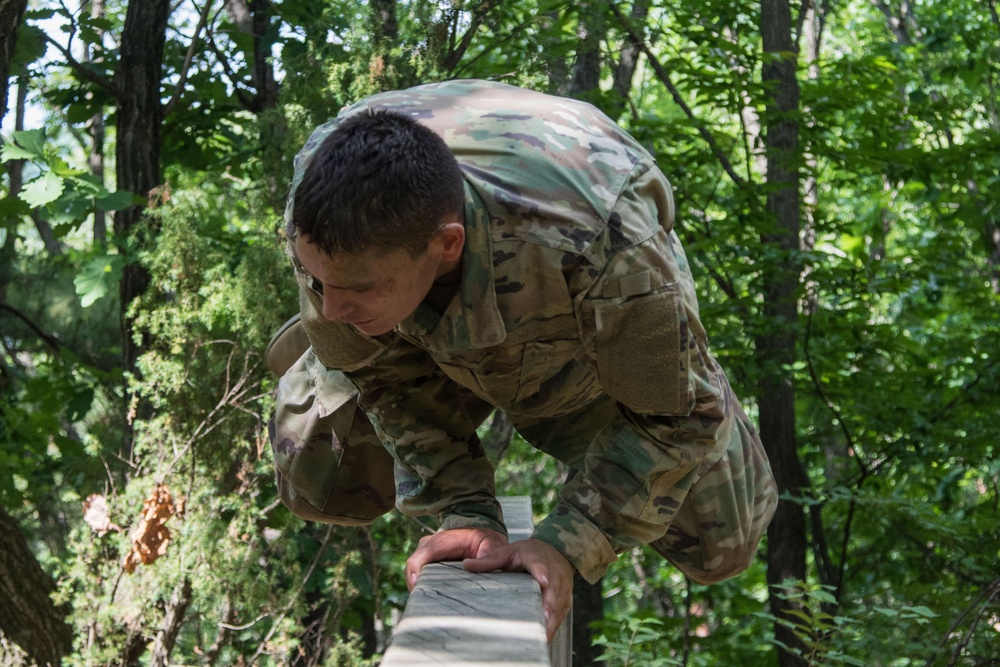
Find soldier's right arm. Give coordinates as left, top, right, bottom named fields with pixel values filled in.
left=297, top=284, right=506, bottom=537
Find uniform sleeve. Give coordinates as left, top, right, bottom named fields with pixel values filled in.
left=297, top=282, right=504, bottom=535
left=531, top=161, right=737, bottom=583
left=348, top=338, right=505, bottom=533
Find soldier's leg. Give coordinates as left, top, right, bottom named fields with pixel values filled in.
left=648, top=400, right=778, bottom=584
left=266, top=317, right=396, bottom=525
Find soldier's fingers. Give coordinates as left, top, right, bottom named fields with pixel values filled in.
left=406, top=528, right=507, bottom=590
left=462, top=544, right=514, bottom=572
left=537, top=571, right=571, bottom=642
left=475, top=532, right=508, bottom=558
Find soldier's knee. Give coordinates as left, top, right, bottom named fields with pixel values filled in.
left=274, top=467, right=391, bottom=525
left=678, top=544, right=757, bottom=584
left=649, top=518, right=766, bottom=585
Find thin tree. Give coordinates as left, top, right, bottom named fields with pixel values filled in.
left=758, top=0, right=809, bottom=664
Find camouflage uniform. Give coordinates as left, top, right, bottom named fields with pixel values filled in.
left=270, top=79, right=777, bottom=584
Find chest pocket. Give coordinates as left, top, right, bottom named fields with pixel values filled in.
left=433, top=339, right=580, bottom=409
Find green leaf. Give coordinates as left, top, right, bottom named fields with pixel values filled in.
left=66, top=386, right=95, bottom=422
left=0, top=193, right=30, bottom=219
left=96, top=189, right=138, bottom=211
left=20, top=171, right=66, bottom=208
left=810, top=589, right=838, bottom=604
left=12, top=25, right=47, bottom=71
left=49, top=156, right=84, bottom=178
left=74, top=255, right=125, bottom=307
left=12, top=129, right=45, bottom=155
left=906, top=605, right=937, bottom=618
left=1, top=142, right=37, bottom=162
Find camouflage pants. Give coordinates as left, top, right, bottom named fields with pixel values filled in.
left=269, top=349, right=776, bottom=584
left=269, top=348, right=396, bottom=525
left=513, top=394, right=776, bottom=585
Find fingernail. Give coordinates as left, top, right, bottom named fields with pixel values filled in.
left=544, top=609, right=551, bottom=622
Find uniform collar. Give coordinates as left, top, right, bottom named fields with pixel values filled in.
left=396, top=181, right=506, bottom=351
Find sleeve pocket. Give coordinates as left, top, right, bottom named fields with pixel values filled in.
left=592, top=284, right=694, bottom=416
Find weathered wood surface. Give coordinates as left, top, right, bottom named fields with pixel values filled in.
left=380, top=496, right=570, bottom=666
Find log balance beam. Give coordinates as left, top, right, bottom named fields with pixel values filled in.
left=380, top=496, right=572, bottom=666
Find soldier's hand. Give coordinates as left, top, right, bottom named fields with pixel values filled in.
left=405, top=527, right=508, bottom=591
left=462, top=538, right=574, bottom=643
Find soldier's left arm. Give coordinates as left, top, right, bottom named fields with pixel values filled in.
left=531, top=160, right=738, bottom=584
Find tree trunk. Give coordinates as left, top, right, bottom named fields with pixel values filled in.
left=249, top=0, right=279, bottom=110
left=113, top=0, right=171, bottom=457
left=757, top=0, right=809, bottom=665
left=571, top=573, right=603, bottom=666
left=0, top=0, right=27, bottom=124
left=608, top=0, right=651, bottom=120
left=85, top=0, right=108, bottom=245
left=149, top=578, right=193, bottom=667
left=0, top=505, right=73, bottom=667
left=222, top=0, right=285, bottom=209
left=369, top=0, right=398, bottom=49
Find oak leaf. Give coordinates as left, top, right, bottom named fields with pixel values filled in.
left=122, top=483, right=176, bottom=574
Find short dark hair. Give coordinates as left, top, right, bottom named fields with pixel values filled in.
left=291, top=109, right=465, bottom=257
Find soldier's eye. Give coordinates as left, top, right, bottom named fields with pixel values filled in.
left=306, top=275, right=324, bottom=296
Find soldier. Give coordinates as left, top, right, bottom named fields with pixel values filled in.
left=266, top=79, right=777, bottom=641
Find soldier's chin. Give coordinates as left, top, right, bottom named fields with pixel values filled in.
left=351, top=318, right=391, bottom=336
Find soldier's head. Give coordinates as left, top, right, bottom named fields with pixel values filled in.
left=288, top=109, right=466, bottom=336
left=291, top=108, right=465, bottom=257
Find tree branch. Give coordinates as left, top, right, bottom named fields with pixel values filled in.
left=608, top=0, right=651, bottom=120
left=803, top=308, right=867, bottom=478
left=0, top=504, right=73, bottom=667
left=793, top=0, right=810, bottom=52
left=870, top=0, right=912, bottom=45
left=163, top=0, right=214, bottom=116
left=149, top=578, right=193, bottom=667
left=609, top=3, right=748, bottom=190
left=947, top=577, right=1000, bottom=667
left=0, top=303, right=61, bottom=352
left=802, top=304, right=871, bottom=601
left=247, top=524, right=335, bottom=665
left=870, top=356, right=999, bottom=480
left=204, top=20, right=255, bottom=110
left=452, top=13, right=542, bottom=78
left=443, top=0, right=498, bottom=73
left=41, top=33, right=118, bottom=96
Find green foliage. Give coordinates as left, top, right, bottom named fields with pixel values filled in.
left=595, top=613, right=684, bottom=666
left=4, top=0, right=1000, bottom=664
left=756, top=580, right=940, bottom=666
left=1, top=129, right=137, bottom=229
left=74, top=253, right=125, bottom=307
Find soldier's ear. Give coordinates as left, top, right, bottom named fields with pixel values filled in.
left=436, top=218, right=465, bottom=263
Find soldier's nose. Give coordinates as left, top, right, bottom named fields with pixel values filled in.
left=322, top=295, right=354, bottom=322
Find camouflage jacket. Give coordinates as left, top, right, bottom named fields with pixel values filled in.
left=288, top=79, right=739, bottom=583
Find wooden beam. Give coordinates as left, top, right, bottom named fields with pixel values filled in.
left=381, top=496, right=571, bottom=666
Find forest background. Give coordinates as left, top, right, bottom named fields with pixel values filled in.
left=0, top=0, right=998, bottom=665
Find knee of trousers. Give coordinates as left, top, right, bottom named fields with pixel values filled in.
left=268, top=353, right=397, bottom=525
left=649, top=418, right=778, bottom=584
left=269, top=407, right=397, bottom=525
left=274, top=452, right=395, bottom=526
